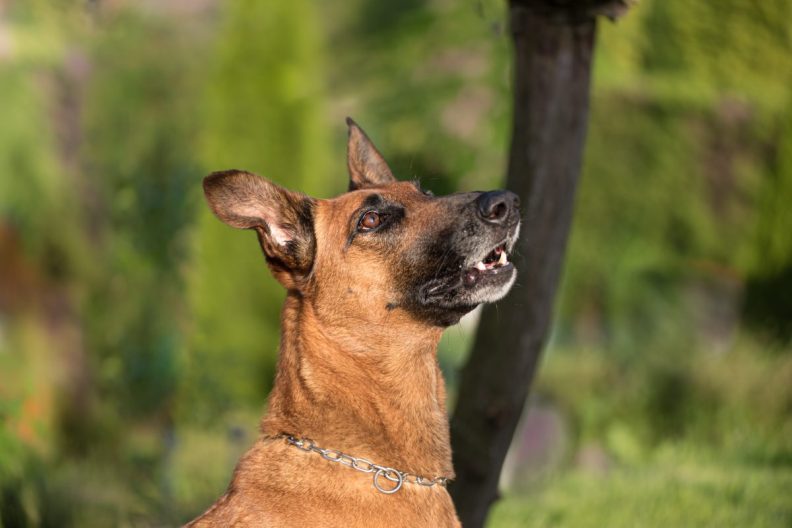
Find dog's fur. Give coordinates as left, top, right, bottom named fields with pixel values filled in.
left=186, top=119, right=520, bottom=527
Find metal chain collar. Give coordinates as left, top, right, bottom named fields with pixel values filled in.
left=281, top=435, right=449, bottom=495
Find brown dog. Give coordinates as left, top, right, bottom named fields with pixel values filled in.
left=186, top=119, right=520, bottom=527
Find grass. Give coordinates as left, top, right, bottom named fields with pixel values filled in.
left=488, top=444, right=792, bottom=528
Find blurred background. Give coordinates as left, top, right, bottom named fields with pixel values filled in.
left=0, top=0, right=790, bottom=526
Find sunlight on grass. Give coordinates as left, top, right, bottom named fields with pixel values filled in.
left=490, top=446, right=792, bottom=527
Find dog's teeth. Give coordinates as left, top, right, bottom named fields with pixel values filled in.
left=475, top=261, right=487, bottom=271
left=498, top=250, right=508, bottom=266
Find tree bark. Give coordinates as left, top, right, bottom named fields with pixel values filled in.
left=449, top=2, right=617, bottom=526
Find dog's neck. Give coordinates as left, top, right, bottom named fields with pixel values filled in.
left=261, top=291, right=454, bottom=478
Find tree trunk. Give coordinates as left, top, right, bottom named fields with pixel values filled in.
left=449, top=2, right=621, bottom=526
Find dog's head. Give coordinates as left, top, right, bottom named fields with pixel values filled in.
left=204, top=119, right=520, bottom=327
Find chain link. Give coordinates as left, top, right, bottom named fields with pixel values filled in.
left=282, top=435, right=449, bottom=494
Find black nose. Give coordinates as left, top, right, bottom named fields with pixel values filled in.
left=477, top=190, right=520, bottom=224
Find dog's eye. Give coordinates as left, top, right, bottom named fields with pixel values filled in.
left=359, top=211, right=381, bottom=231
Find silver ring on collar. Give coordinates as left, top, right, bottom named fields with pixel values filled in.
left=373, top=468, right=404, bottom=494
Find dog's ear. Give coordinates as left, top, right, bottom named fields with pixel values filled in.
left=203, top=170, right=315, bottom=283
left=346, top=117, right=396, bottom=190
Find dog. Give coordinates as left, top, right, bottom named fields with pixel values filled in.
left=186, top=119, right=520, bottom=527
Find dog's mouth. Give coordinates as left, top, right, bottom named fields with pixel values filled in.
left=463, top=243, right=513, bottom=287
left=420, top=239, right=516, bottom=302
left=405, top=203, right=521, bottom=326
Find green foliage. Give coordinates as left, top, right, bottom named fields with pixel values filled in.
left=641, top=0, right=792, bottom=109
left=559, top=0, right=792, bottom=351
left=79, top=10, right=200, bottom=427
left=0, top=65, right=73, bottom=261
left=185, top=0, right=329, bottom=419
left=490, top=445, right=792, bottom=527
left=501, top=334, right=792, bottom=528
left=743, top=108, right=792, bottom=341
left=323, top=0, right=510, bottom=194
left=0, top=0, right=791, bottom=525
left=536, top=343, right=792, bottom=452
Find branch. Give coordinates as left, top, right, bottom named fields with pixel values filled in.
left=512, top=0, right=633, bottom=22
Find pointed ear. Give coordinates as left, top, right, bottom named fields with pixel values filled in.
left=203, top=170, right=315, bottom=282
left=346, top=117, right=397, bottom=191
